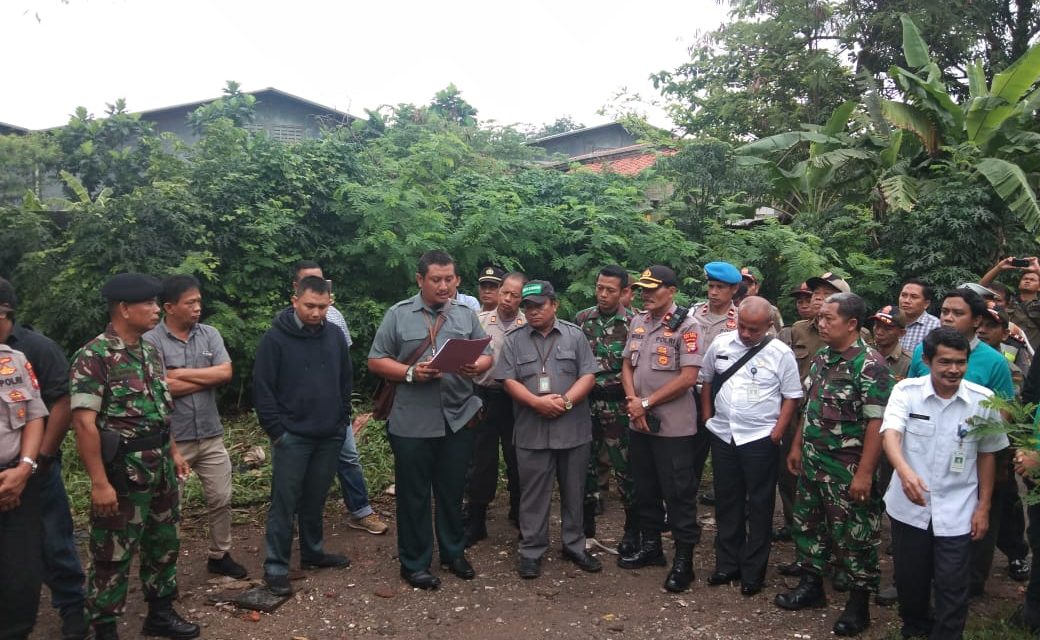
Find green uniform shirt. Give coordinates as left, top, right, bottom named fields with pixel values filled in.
left=574, top=305, right=633, bottom=393
left=70, top=324, right=173, bottom=439
left=369, top=295, right=489, bottom=437
left=802, top=338, right=894, bottom=482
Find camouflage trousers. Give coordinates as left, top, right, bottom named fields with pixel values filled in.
left=585, top=398, right=634, bottom=508
left=87, top=448, right=181, bottom=625
left=792, top=467, right=882, bottom=592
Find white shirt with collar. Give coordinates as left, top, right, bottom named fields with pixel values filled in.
left=698, top=332, right=803, bottom=445
left=881, top=375, right=1009, bottom=536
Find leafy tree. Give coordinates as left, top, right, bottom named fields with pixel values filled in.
left=429, top=83, right=478, bottom=127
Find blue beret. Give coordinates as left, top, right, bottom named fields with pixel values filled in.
left=101, top=273, right=162, bottom=302
left=704, top=261, right=742, bottom=285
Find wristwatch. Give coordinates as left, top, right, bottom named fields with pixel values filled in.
left=405, top=365, right=416, bottom=384
left=562, top=395, right=573, bottom=411
left=641, top=397, right=651, bottom=410
left=19, top=456, right=37, bottom=475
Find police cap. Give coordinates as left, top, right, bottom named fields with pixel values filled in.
left=101, top=273, right=163, bottom=303
left=478, top=264, right=507, bottom=285
left=632, top=266, right=678, bottom=289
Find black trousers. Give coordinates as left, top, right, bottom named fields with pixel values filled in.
left=466, top=387, right=519, bottom=515
left=629, top=430, right=699, bottom=545
left=892, top=518, right=970, bottom=640
left=996, top=462, right=1029, bottom=561
left=709, top=432, right=778, bottom=585
left=970, top=451, right=1025, bottom=590
left=0, top=475, right=42, bottom=640
left=390, top=426, right=474, bottom=572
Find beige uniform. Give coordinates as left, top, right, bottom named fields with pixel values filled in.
left=0, top=344, right=47, bottom=463
left=474, top=310, right=525, bottom=388
left=692, top=302, right=738, bottom=351
left=623, top=305, right=702, bottom=437
left=881, top=343, right=912, bottom=381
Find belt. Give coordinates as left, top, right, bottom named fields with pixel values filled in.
left=124, top=431, right=169, bottom=452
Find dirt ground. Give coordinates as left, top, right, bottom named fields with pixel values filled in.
left=32, top=493, right=1027, bottom=640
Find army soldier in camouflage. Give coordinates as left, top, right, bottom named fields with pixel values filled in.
left=574, top=265, right=637, bottom=552
left=775, top=292, right=894, bottom=637
left=70, top=274, right=198, bottom=640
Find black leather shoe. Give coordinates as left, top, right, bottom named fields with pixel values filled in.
left=441, top=556, right=476, bottom=580
left=777, top=561, right=804, bottom=577
left=263, top=573, right=292, bottom=596
left=60, top=607, right=88, bottom=640
left=833, top=589, right=871, bottom=636
left=618, top=509, right=640, bottom=558
left=518, top=556, right=541, bottom=579
left=563, top=549, right=602, bottom=573
left=707, top=570, right=741, bottom=586
left=93, top=623, right=119, bottom=640
left=741, top=582, right=763, bottom=596
left=1010, top=558, right=1031, bottom=582
left=400, top=567, right=441, bottom=589
left=774, top=574, right=826, bottom=610
left=141, top=597, right=200, bottom=639
left=664, top=542, right=695, bottom=593
left=207, top=552, right=248, bottom=579
left=301, top=553, right=350, bottom=569
left=617, top=534, right=667, bottom=569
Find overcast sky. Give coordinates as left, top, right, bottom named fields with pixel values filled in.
left=3, top=0, right=728, bottom=131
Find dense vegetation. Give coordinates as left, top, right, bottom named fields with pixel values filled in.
left=2, top=6, right=1040, bottom=411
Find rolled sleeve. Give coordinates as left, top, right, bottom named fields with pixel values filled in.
left=69, top=349, right=105, bottom=412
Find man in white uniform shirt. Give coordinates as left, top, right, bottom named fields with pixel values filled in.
left=881, top=326, right=1007, bottom=640
left=699, top=297, right=802, bottom=595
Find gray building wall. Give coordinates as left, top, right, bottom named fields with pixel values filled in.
left=532, top=123, right=637, bottom=159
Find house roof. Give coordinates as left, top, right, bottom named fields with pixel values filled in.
left=137, top=87, right=356, bottom=121
left=544, top=143, right=675, bottom=176
left=0, top=121, right=29, bottom=135
left=528, top=121, right=626, bottom=145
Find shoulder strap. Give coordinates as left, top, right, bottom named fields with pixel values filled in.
left=403, top=311, right=447, bottom=367
left=712, top=337, right=773, bottom=400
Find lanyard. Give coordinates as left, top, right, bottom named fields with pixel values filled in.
left=422, top=310, right=442, bottom=357
left=532, top=333, right=559, bottom=374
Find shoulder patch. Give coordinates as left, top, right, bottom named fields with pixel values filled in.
left=682, top=331, right=699, bottom=354
left=24, top=361, right=39, bottom=390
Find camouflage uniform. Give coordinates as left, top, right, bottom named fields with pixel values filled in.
left=575, top=305, right=635, bottom=508
left=70, top=324, right=179, bottom=626
left=792, top=338, right=894, bottom=592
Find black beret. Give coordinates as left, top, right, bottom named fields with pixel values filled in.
left=101, top=273, right=162, bottom=302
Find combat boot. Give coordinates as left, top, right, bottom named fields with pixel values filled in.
left=92, top=622, right=119, bottom=640
left=617, top=531, right=667, bottom=569
left=774, top=573, right=827, bottom=610
left=617, top=508, right=640, bottom=557
left=833, top=588, right=871, bottom=636
left=464, top=504, right=488, bottom=547
left=664, top=542, right=695, bottom=592
left=141, top=596, right=200, bottom=639
left=583, top=497, right=597, bottom=539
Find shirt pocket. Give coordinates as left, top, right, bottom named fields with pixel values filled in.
left=515, top=352, right=540, bottom=380
left=650, top=349, right=679, bottom=372
left=819, top=377, right=858, bottom=422
left=904, top=418, right=934, bottom=452
left=0, top=392, right=27, bottom=430
left=555, top=348, right=578, bottom=376
left=401, top=327, right=432, bottom=359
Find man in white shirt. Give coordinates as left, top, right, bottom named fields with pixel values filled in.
left=881, top=326, right=1007, bottom=640
left=699, top=297, right=803, bottom=595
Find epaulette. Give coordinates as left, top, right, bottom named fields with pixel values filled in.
left=556, top=319, right=582, bottom=332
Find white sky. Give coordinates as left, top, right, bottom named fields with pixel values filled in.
left=3, top=0, right=729, bottom=131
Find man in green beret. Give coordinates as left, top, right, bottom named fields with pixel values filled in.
left=70, top=273, right=198, bottom=640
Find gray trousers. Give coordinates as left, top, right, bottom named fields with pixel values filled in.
left=516, top=443, right=590, bottom=560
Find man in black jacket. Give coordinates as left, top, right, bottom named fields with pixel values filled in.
left=254, top=276, right=353, bottom=596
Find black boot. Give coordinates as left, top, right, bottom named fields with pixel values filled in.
left=464, top=504, right=488, bottom=548
left=617, top=509, right=640, bottom=557
left=583, top=497, right=597, bottom=539
left=617, top=531, right=667, bottom=569
left=833, top=588, right=871, bottom=636
left=141, top=596, right=200, bottom=639
left=774, top=573, right=826, bottom=610
left=664, top=542, right=695, bottom=592
left=93, top=623, right=119, bottom=640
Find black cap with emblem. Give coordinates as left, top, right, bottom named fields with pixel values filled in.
left=101, top=273, right=163, bottom=302
left=478, top=264, right=506, bottom=285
